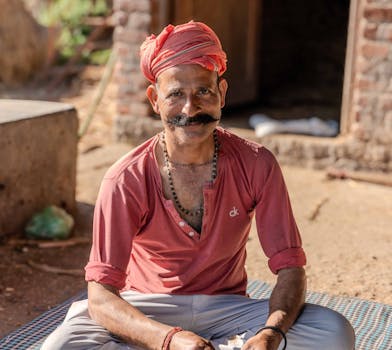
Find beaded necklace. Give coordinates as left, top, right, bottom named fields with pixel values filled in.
left=161, top=130, right=219, bottom=217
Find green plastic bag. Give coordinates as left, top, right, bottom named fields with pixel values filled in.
left=25, top=205, right=74, bottom=240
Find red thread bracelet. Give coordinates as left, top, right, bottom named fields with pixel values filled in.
left=162, top=327, right=183, bottom=350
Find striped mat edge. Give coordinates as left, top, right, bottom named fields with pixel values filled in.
left=0, top=280, right=391, bottom=349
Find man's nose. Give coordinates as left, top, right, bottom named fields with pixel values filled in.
left=181, top=95, right=200, bottom=116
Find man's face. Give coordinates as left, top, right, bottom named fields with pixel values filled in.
left=146, top=64, right=228, bottom=143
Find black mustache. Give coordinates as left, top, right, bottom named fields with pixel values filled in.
left=167, top=114, right=220, bottom=126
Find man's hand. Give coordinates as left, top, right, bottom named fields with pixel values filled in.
left=241, top=330, right=282, bottom=350
left=241, top=267, right=305, bottom=350
left=170, top=330, right=215, bottom=350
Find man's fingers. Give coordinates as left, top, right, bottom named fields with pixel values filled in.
left=170, top=331, right=215, bottom=349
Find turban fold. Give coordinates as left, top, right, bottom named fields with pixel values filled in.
left=140, top=21, right=227, bottom=83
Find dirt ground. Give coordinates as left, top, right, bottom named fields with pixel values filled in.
left=1, top=66, right=391, bottom=338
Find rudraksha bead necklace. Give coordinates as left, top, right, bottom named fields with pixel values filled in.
left=161, top=130, right=218, bottom=217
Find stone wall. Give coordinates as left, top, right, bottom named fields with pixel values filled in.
left=112, top=0, right=392, bottom=172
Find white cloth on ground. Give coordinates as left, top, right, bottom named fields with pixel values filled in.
left=249, top=113, right=339, bottom=137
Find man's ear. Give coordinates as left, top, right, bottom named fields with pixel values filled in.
left=146, top=84, right=160, bottom=114
left=218, top=78, right=228, bottom=108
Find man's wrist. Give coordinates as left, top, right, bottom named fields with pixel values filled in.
left=255, top=326, right=287, bottom=349
left=161, top=326, right=183, bottom=350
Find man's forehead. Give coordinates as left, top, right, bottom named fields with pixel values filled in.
left=157, top=64, right=217, bottom=83
left=157, top=66, right=218, bottom=91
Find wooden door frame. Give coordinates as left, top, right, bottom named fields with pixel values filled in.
left=340, top=0, right=361, bottom=135
left=150, top=0, right=170, bottom=33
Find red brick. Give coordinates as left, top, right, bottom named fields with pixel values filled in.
left=113, top=11, right=128, bottom=26
left=117, top=103, right=131, bottom=114
left=118, top=84, right=135, bottom=97
left=113, top=0, right=130, bottom=12
left=352, top=108, right=365, bottom=123
left=379, top=95, right=392, bottom=111
left=384, top=111, right=392, bottom=130
left=377, top=61, right=392, bottom=77
left=355, top=93, right=376, bottom=107
left=364, top=7, right=392, bottom=22
left=357, top=57, right=374, bottom=74
left=361, top=42, right=390, bottom=59
left=355, top=76, right=378, bottom=90
left=363, top=23, right=378, bottom=39
left=129, top=102, right=151, bottom=116
left=127, top=72, right=148, bottom=88
left=377, top=23, right=392, bottom=41
left=113, top=73, right=133, bottom=85
left=356, top=95, right=368, bottom=107
left=114, top=0, right=150, bottom=15
left=114, top=27, right=147, bottom=44
left=128, top=0, right=150, bottom=12
left=127, top=13, right=151, bottom=30
left=116, top=43, right=131, bottom=56
left=119, top=90, right=148, bottom=103
left=367, top=0, right=392, bottom=4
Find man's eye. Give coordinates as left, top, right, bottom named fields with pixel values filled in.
left=198, top=88, right=210, bottom=95
left=168, top=90, right=182, bottom=98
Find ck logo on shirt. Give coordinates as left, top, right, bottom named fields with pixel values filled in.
left=229, top=206, right=240, bottom=218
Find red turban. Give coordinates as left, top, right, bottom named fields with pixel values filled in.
left=140, top=21, right=227, bottom=83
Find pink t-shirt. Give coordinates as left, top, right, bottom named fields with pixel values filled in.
left=85, top=128, right=306, bottom=295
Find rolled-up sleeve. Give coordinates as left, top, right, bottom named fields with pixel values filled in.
left=253, top=148, right=306, bottom=274
left=85, top=177, right=142, bottom=289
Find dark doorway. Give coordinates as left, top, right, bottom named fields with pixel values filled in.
left=224, top=0, right=351, bottom=132
left=260, top=0, right=350, bottom=120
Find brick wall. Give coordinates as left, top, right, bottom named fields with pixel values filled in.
left=349, top=0, right=392, bottom=170
left=113, top=0, right=161, bottom=143
left=112, top=0, right=392, bottom=172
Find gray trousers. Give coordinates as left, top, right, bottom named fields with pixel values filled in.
left=41, top=291, right=355, bottom=350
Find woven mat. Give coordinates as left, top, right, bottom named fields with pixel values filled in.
left=247, top=280, right=392, bottom=350
left=1, top=280, right=391, bottom=349
left=0, top=291, right=87, bottom=350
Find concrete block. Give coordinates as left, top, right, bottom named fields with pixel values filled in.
left=0, top=99, right=78, bottom=237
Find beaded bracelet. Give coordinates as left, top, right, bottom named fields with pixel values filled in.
left=161, top=326, right=183, bottom=350
left=255, top=326, right=287, bottom=350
